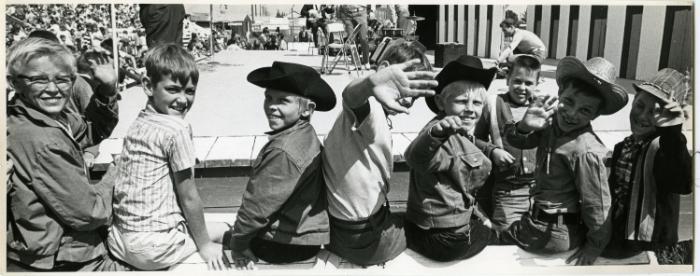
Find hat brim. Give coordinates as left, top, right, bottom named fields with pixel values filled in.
left=632, top=83, right=674, bottom=104
left=247, top=67, right=336, bottom=111
left=426, top=64, right=498, bottom=114
left=555, top=57, right=628, bottom=115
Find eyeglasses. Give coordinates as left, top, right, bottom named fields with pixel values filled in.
left=14, top=74, right=75, bottom=91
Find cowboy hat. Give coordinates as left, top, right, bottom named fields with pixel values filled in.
left=248, top=61, right=336, bottom=111
left=556, top=56, right=628, bottom=115
left=426, top=55, right=497, bottom=113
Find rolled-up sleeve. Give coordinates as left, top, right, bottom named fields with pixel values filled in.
left=574, top=152, right=612, bottom=256
left=230, top=149, right=302, bottom=252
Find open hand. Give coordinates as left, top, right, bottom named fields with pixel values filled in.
left=518, top=95, right=557, bottom=133
left=369, top=59, right=437, bottom=114
left=654, top=99, right=685, bottom=127
left=430, top=115, right=470, bottom=138
left=83, top=51, right=118, bottom=97
left=198, top=242, right=227, bottom=270
left=565, top=248, right=597, bottom=266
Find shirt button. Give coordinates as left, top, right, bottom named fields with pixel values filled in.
left=523, top=157, right=527, bottom=161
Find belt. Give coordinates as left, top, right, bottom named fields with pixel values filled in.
left=532, top=208, right=580, bottom=225
left=329, top=204, right=390, bottom=232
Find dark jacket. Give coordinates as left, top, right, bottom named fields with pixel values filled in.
left=603, top=125, right=692, bottom=257
left=404, top=117, right=493, bottom=229
left=7, top=99, right=114, bottom=269
left=230, top=121, right=330, bottom=251
left=474, top=93, right=537, bottom=184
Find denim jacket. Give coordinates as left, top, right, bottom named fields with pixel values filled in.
left=231, top=120, right=330, bottom=251
left=404, top=116, right=493, bottom=229
left=7, top=99, right=114, bottom=269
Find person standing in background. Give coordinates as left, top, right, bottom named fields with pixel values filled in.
left=139, top=4, right=185, bottom=48
left=337, top=5, right=370, bottom=70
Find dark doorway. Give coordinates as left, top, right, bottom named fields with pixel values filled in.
left=588, top=6, right=608, bottom=58
left=549, top=6, right=560, bottom=58
left=620, top=6, right=643, bottom=79
left=411, top=5, right=439, bottom=50
left=567, top=6, right=580, bottom=56
left=659, top=6, right=693, bottom=73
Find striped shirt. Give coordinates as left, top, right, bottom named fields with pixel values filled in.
left=112, top=106, right=196, bottom=232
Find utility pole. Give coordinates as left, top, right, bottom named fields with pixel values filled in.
left=209, top=4, right=214, bottom=56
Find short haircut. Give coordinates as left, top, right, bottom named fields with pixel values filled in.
left=379, top=42, right=432, bottom=71
left=144, top=43, right=199, bottom=86
left=500, top=18, right=517, bottom=28
left=28, top=29, right=60, bottom=42
left=440, top=80, right=487, bottom=107
left=7, top=37, right=76, bottom=77
left=508, top=55, right=541, bottom=79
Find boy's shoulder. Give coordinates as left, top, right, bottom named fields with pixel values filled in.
left=265, top=123, right=321, bottom=164
left=130, top=111, right=192, bottom=141
left=558, top=129, right=609, bottom=157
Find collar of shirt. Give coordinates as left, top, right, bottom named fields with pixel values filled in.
left=265, top=120, right=310, bottom=138
left=9, top=97, right=76, bottom=132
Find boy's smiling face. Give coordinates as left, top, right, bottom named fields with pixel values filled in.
left=556, top=84, right=602, bottom=133
left=264, top=89, right=309, bottom=131
left=507, top=66, right=539, bottom=105
left=146, top=74, right=196, bottom=118
left=437, top=81, right=485, bottom=131
left=630, top=91, right=659, bottom=138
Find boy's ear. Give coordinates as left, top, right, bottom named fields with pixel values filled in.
left=434, top=93, right=445, bottom=111
left=301, top=101, right=316, bottom=118
left=141, top=76, right=153, bottom=97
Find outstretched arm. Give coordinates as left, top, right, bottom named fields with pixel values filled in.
left=342, top=59, right=438, bottom=122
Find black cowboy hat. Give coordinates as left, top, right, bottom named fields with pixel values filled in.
left=426, top=55, right=498, bottom=113
left=247, top=61, right=336, bottom=111
left=556, top=56, right=628, bottom=115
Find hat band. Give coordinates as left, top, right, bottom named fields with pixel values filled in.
left=640, top=82, right=676, bottom=102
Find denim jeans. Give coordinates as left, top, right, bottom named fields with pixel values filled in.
left=249, top=237, right=321, bottom=264
left=491, top=181, right=534, bottom=230
left=498, top=213, right=584, bottom=254
left=405, top=218, right=492, bottom=262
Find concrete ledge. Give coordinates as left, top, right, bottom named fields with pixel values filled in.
left=90, top=129, right=693, bottom=172
left=168, top=212, right=662, bottom=272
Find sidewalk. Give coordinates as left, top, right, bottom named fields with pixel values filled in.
left=92, top=49, right=694, bottom=171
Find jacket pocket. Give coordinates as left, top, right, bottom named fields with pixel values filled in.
left=459, top=152, right=492, bottom=194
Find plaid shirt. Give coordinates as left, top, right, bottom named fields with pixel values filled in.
left=612, top=135, right=646, bottom=208
left=112, top=106, right=196, bottom=232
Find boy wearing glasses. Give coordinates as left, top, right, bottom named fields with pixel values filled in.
left=7, top=37, right=118, bottom=271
